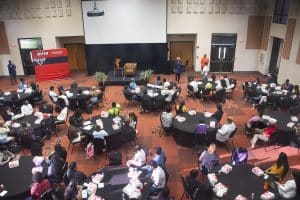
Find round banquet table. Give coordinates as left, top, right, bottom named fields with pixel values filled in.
left=0, top=91, right=33, bottom=104
left=78, top=115, right=124, bottom=150
left=65, top=87, right=91, bottom=100
left=264, top=110, right=294, bottom=145
left=172, top=112, right=218, bottom=147
left=211, top=164, right=280, bottom=200
left=0, top=156, right=48, bottom=199
left=136, top=87, right=167, bottom=111
left=85, top=166, right=150, bottom=200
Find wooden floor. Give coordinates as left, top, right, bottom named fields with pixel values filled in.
left=1, top=71, right=299, bottom=198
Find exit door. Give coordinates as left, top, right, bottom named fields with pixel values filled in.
left=210, top=33, right=237, bottom=72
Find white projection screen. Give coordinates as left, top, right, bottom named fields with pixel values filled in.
left=82, top=0, right=167, bottom=44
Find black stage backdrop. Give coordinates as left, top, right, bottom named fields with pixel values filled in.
left=85, top=43, right=168, bottom=75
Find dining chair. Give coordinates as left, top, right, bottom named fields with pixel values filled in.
left=180, top=176, right=191, bottom=200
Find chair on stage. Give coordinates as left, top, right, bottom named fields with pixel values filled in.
left=124, top=63, right=137, bottom=76
left=113, top=57, right=124, bottom=77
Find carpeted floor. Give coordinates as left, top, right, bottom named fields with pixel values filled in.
left=1, top=70, right=299, bottom=198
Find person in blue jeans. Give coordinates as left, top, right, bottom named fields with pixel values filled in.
left=173, top=57, right=182, bottom=83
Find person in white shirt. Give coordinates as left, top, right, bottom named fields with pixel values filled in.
left=56, top=107, right=68, bottom=121
left=162, top=78, right=170, bottom=89
left=276, top=170, right=300, bottom=199
left=21, top=100, right=33, bottom=116
left=49, top=86, right=58, bottom=102
left=127, top=145, right=146, bottom=167
left=150, top=160, right=166, bottom=195
left=216, top=117, right=236, bottom=142
left=58, top=91, right=69, bottom=106
left=92, top=125, right=108, bottom=140
left=201, top=63, right=209, bottom=77
left=188, top=80, right=199, bottom=93
left=164, top=86, right=176, bottom=103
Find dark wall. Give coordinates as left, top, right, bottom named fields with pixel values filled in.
left=85, top=43, right=168, bottom=75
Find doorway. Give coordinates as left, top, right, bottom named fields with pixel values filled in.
left=268, top=37, right=283, bottom=76
left=18, top=38, right=43, bottom=75
left=64, top=43, right=87, bottom=71
left=170, top=41, right=193, bottom=70
left=210, top=33, right=237, bottom=72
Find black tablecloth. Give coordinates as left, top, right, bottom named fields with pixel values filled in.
left=79, top=116, right=124, bottom=150
left=0, top=91, right=33, bottom=104
left=137, top=87, right=166, bottom=111
left=65, top=87, right=91, bottom=100
left=86, top=166, right=149, bottom=200
left=211, top=164, right=280, bottom=200
left=0, top=156, right=47, bottom=199
left=10, top=115, right=44, bottom=131
left=172, top=112, right=218, bottom=147
left=264, top=110, right=294, bottom=145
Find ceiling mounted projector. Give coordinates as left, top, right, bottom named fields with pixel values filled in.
left=87, top=0, right=104, bottom=17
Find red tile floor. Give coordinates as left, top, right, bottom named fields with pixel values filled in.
left=1, top=71, right=299, bottom=199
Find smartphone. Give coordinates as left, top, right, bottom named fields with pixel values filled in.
left=82, top=189, right=88, bottom=199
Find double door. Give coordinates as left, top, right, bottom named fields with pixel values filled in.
left=210, top=33, right=237, bottom=72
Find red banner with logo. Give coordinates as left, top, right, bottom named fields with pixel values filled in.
left=31, top=48, right=71, bottom=81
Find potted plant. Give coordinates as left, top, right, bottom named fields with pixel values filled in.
left=95, top=71, right=108, bottom=86
left=140, top=69, right=153, bottom=84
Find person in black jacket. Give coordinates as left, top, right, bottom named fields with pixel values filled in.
left=211, top=103, right=223, bottom=122
left=47, top=154, right=65, bottom=184
left=185, top=169, right=201, bottom=197
left=48, top=142, right=67, bottom=162
left=65, top=161, right=87, bottom=185
left=69, top=109, right=84, bottom=127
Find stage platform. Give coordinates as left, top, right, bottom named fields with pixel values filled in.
left=106, top=70, right=144, bottom=86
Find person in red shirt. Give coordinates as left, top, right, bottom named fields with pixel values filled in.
left=250, top=122, right=277, bottom=148
left=30, top=172, right=51, bottom=200
left=200, top=54, right=209, bottom=71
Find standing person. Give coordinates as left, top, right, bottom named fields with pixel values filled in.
left=7, top=60, right=17, bottom=85
left=200, top=54, right=209, bottom=71
left=174, top=57, right=182, bottom=83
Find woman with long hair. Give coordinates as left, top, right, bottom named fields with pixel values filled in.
left=276, top=170, right=300, bottom=199
left=199, top=143, right=219, bottom=174
left=175, top=101, right=187, bottom=115
left=265, top=152, right=289, bottom=181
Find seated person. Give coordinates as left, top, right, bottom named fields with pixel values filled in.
left=127, top=144, right=146, bottom=167
left=150, top=160, right=166, bottom=195
left=188, top=80, right=200, bottom=93
left=39, top=100, right=53, bottom=113
left=65, top=161, right=87, bottom=185
left=161, top=105, right=173, bottom=131
left=123, top=86, right=138, bottom=101
left=153, top=146, right=166, bottom=167
left=47, top=154, right=65, bottom=183
left=162, top=78, right=170, bottom=89
left=69, top=109, right=84, bottom=127
left=246, top=112, right=264, bottom=129
left=156, top=76, right=162, bottom=86
left=48, top=142, right=67, bottom=161
left=192, top=183, right=214, bottom=200
left=195, top=119, right=209, bottom=135
left=49, top=86, right=58, bottom=103
left=89, top=86, right=102, bottom=104
left=175, top=101, right=188, bottom=114
left=129, top=78, right=138, bottom=91
left=250, top=121, right=277, bottom=149
left=30, top=172, right=51, bottom=200
left=199, top=143, right=219, bottom=174
left=0, top=121, right=14, bottom=144
left=121, top=118, right=136, bottom=143
left=276, top=170, right=300, bottom=199
left=51, top=187, right=65, bottom=200
left=108, top=102, right=121, bottom=117
left=18, top=78, right=27, bottom=90
left=140, top=90, right=153, bottom=112
left=216, top=117, right=236, bottom=142
left=211, top=103, right=223, bottom=122
left=164, top=85, right=176, bottom=103
left=282, top=79, right=293, bottom=92
left=185, top=169, right=201, bottom=197
left=58, top=90, right=69, bottom=106
left=64, top=179, right=79, bottom=200
left=0, top=106, right=15, bottom=121
left=21, top=100, right=33, bottom=116
left=128, top=112, right=138, bottom=129
left=265, top=152, right=289, bottom=181
left=92, top=125, right=108, bottom=139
